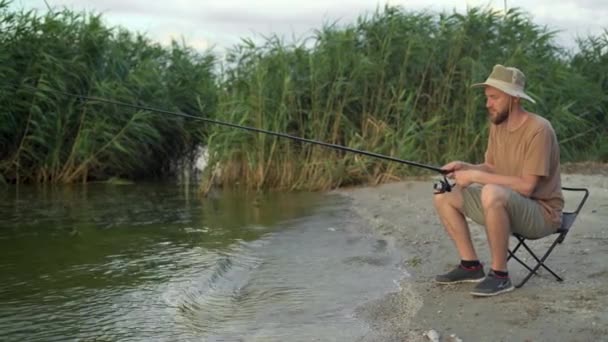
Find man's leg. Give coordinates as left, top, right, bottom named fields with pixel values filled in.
left=480, top=184, right=511, bottom=272
left=433, top=185, right=478, bottom=261
left=433, top=185, right=485, bottom=283
left=470, top=184, right=515, bottom=296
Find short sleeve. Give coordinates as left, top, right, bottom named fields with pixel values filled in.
left=523, top=127, right=554, bottom=177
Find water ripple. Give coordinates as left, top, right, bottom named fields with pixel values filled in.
left=0, top=188, right=405, bottom=342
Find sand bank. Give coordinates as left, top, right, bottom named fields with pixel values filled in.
left=336, top=169, right=608, bottom=342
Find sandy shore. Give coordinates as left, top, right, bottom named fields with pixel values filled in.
left=335, top=169, right=608, bottom=342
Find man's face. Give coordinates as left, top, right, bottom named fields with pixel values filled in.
left=484, top=86, right=511, bottom=125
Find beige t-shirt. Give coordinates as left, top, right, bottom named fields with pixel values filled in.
left=484, top=113, right=564, bottom=227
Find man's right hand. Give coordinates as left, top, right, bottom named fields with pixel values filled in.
left=441, top=161, right=470, bottom=177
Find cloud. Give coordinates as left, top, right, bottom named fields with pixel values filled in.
left=505, top=0, right=607, bottom=46
left=12, top=0, right=608, bottom=52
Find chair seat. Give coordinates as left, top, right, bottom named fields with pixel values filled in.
left=514, top=212, right=577, bottom=239
left=558, top=212, right=577, bottom=233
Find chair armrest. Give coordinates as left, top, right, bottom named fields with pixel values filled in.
left=561, top=187, right=590, bottom=215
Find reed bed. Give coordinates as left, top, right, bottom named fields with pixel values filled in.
left=1, top=2, right=606, bottom=190
left=0, top=0, right=218, bottom=184
left=206, top=6, right=607, bottom=191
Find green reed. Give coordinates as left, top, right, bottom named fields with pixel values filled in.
left=0, top=1, right=218, bottom=184
left=0, top=2, right=605, bottom=190
left=205, top=5, right=607, bottom=191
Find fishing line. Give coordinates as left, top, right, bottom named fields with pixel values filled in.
left=5, top=84, right=454, bottom=193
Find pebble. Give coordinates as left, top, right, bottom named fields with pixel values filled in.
left=447, top=334, right=464, bottom=342
left=423, top=329, right=440, bottom=342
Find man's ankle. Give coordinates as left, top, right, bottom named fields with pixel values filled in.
left=491, top=269, right=509, bottom=278
left=460, top=259, right=482, bottom=270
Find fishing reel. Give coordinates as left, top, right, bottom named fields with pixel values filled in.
left=433, top=175, right=454, bottom=195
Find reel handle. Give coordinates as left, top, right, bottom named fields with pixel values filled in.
left=433, top=175, right=454, bottom=194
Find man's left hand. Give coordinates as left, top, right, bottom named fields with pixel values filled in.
left=452, top=170, right=478, bottom=188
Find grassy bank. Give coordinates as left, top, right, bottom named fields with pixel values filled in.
left=1, top=2, right=606, bottom=190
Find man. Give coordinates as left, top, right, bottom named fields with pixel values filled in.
left=433, top=64, right=564, bottom=297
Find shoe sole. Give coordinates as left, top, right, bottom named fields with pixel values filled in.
left=470, top=286, right=515, bottom=297
left=435, top=277, right=485, bottom=285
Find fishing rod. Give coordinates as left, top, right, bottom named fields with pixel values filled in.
left=10, top=84, right=454, bottom=193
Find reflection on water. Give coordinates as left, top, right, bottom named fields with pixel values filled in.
left=0, top=183, right=406, bottom=341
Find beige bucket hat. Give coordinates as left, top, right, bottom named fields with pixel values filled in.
left=472, top=64, right=536, bottom=103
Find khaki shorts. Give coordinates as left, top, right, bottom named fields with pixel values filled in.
left=461, top=185, right=557, bottom=239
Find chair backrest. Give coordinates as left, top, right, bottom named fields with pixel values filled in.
left=557, top=187, right=590, bottom=241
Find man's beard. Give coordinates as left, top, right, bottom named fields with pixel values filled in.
left=489, top=108, right=509, bottom=125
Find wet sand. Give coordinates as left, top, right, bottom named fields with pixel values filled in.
left=335, top=168, right=608, bottom=342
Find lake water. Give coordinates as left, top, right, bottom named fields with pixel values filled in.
left=0, top=183, right=407, bottom=341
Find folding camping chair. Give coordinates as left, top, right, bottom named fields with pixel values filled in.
left=507, top=186, right=590, bottom=288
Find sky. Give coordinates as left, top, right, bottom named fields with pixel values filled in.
left=9, top=0, right=608, bottom=56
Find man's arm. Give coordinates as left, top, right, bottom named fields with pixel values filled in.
left=467, top=162, right=495, bottom=174
left=471, top=171, right=539, bottom=197
left=441, top=161, right=495, bottom=175
left=450, top=161, right=540, bottom=197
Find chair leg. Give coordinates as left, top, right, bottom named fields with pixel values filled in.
left=507, top=238, right=524, bottom=260
left=508, top=250, right=538, bottom=274
left=514, top=238, right=564, bottom=288
left=508, top=237, right=540, bottom=275
left=518, top=239, right=564, bottom=280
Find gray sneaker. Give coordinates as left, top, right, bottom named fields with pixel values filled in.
left=435, top=265, right=485, bottom=284
left=470, top=270, right=515, bottom=297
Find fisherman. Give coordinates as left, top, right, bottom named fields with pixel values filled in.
left=432, top=64, right=564, bottom=296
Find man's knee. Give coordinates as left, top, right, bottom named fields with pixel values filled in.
left=433, top=185, right=464, bottom=211
left=480, top=184, right=510, bottom=209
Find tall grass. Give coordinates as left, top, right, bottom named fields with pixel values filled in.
left=1, top=2, right=606, bottom=189
left=568, top=31, right=608, bottom=160
left=206, top=5, right=607, bottom=191
left=0, top=0, right=218, bottom=184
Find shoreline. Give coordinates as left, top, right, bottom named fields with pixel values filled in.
left=335, top=172, right=608, bottom=342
